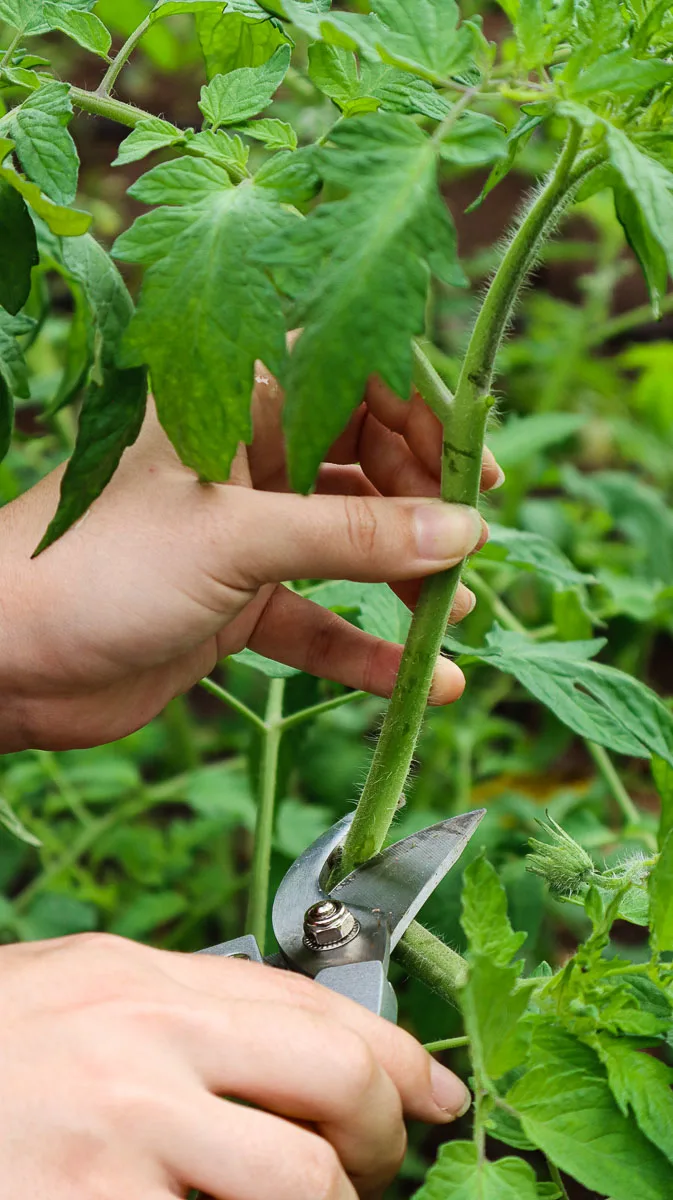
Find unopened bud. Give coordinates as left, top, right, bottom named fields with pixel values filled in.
left=526, top=815, right=594, bottom=896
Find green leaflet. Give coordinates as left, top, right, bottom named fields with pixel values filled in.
left=8, top=82, right=79, bottom=206
left=0, top=793, right=42, bottom=847
left=484, top=523, right=594, bottom=590
left=444, top=625, right=673, bottom=766
left=414, top=1141, right=540, bottom=1200
left=196, top=2, right=288, bottom=79
left=0, top=309, right=34, bottom=400
left=305, top=579, right=411, bottom=643
left=255, top=112, right=465, bottom=492
left=0, top=181, right=38, bottom=315
left=606, top=127, right=673, bottom=284
left=308, top=43, right=451, bottom=120
left=42, top=4, right=112, bottom=57
left=0, top=155, right=91, bottom=236
left=0, top=0, right=96, bottom=36
left=239, top=117, right=297, bottom=150
left=199, top=44, right=291, bottom=128
left=467, top=108, right=546, bottom=212
left=35, top=234, right=148, bottom=553
left=461, top=854, right=526, bottom=966
left=439, top=111, right=507, bottom=166
left=614, top=184, right=668, bottom=319
left=649, top=829, right=673, bottom=954
left=113, top=118, right=185, bottom=167
left=593, top=1033, right=673, bottom=1164
left=117, top=178, right=298, bottom=482
left=652, top=756, right=673, bottom=850
left=128, top=156, right=233, bottom=206
left=507, top=1026, right=672, bottom=1199
left=568, top=49, right=673, bottom=103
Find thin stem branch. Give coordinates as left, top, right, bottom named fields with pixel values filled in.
left=547, top=1159, right=570, bottom=1200
left=278, top=690, right=367, bottom=733
left=1, top=29, right=22, bottom=70
left=587, top=740, right=641, bottom=827
left=34, top=750, right=90, bottom=827
left=587, top=289, right=673, bottom=346
left=246, top=678, right=285, bottom=953
left=199, top=677, right=268, bottom=734
left=464, top=569, right=528, bottom=634
left=97, top=16, right=151, bottom=97
left=423, top=1035, right=469, bottom=1052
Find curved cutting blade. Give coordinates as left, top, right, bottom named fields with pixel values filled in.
left=330, top=809, right=486, bottom=950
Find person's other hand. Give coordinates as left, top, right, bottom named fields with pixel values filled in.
left=0, top=935, right=471, bottom=1200
left=0, top=371, right=501, bottom=750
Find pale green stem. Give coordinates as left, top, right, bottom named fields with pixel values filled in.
left=464, top=569, right=528, bottom=635
left=70, top=84, right=156, bottom=127
left=423, top=1034, right=469, bottom=1052
left=394, top=919, right=468, bottom=1004
left=199, top=677, right=268, bottom=734
left=278, top=690, right=368, bottom=733
left=1, top=29, right=22, bottom=70
left=97, top=16, right=151, bottom=97
left=338, top=123, right=584, bottom=884
left=547, top=1159, right=570, bottom=1200
left=587, top=290, right=673, bottom=346
left=587, top=740, right=641, bottom=827
left=246, top=678, right=285, bottom=953
left=35, top=750, right=90, bottom=827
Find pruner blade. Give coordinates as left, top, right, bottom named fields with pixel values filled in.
left=272, top=808, right=485, bottom=979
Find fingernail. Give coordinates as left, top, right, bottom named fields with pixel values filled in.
left=489, top=465, right=506, bottom=490
left=430, top=1059, right=472, bottom=1119
left=474, top=516, right=490, bottom=552
left=465, top=589, right=477, bottom=614
left=414, top=504, right=483, bottom=563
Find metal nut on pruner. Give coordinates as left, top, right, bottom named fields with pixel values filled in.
left=303, top=899, right=360, bottom=951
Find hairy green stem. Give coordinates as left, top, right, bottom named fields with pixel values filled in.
left=200, top=677, right=268, bottom=734
left=338, top=124, right=584, bottom=883
left=393, top=919, right=467, bottom=1003
left=423, top=1034, right=469, bottom=1052
left=70, top=85, right=156, bottom=128
left=587, top=740, right=641, bottom=827
left=97, top=16, right=151, bottom=97
left=246, top=678, right=285, bottom=953
left=0, top=29, right=22, bottom=70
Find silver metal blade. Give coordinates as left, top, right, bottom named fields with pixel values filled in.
left=329, top=809, right=486, bottom=950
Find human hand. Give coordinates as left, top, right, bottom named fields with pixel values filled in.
left=0, top=934, right=470, bottom=1199
left=0, top=371, right=500, bottom=750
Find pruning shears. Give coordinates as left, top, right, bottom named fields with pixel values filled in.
left=200, top=808, right=485, bottom=1021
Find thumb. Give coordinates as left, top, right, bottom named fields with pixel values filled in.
left=217, top=491, right=486, bottom=588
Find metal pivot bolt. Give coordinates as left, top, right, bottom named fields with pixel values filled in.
left=303, top=899, right=360, bottom=951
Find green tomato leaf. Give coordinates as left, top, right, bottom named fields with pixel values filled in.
left=9, top=82, right=79, bottom=205
left=189, top=129, right=251, bottom=175
left=118, top=182, right=297, bottom=482
left=0, top=309, right=34, bottom=399
left=199, top=43, right=291, bottom=128
left=652, top=755, right=673, bottom=850
left=128, top=156, right=233, bottom=206
left=595, top=122, right=673, bottom=287
left=461, top=952, right=533, bottom=1078
left=0, top=159, right=91, bottom=236
left=593, top=1032, right=673, bottom=1163
left=467, top=109, right=545, bottom=213
left=649, top=829, right=673, bottom=954
left=461, top=853, right=526, bottom=966
left=0, top=0, right=97, bottom=36
left=439, top=110, right=507, bottom=167
left=415, top=1141, right=540, bottom=1200
left=369, top=0, right=475, bottom=83
left=230, top=648, right=301, bottom=678
left=485, top=523, right=595, bottom=590
left=197, top=1, right=289, bottom=80
left=0, top=179, right=39, bottom=315
left=568, top=50, right=673, bottom=102
left=113, top=118, right=185, bottom=167
left=42, top=3, right=112, bottom=57
left=256, top=113, right=465, bottom=492
left=613, top=184, right=667, bottom=320
left=35, top=233, right=148, bottom=552
left=445, top=626, right=673, bottom=766
left=308, top=37, right=452, bottom=121
left=239, top=117, right=297, bottom=150
left=113, top=206, right=197, bottom=266
left=507, top=1026, right=672, bottom=1199
left=35, top=364, right=148, bottom=554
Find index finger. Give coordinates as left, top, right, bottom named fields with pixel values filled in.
left=151, top=948, right=471, bottom=1123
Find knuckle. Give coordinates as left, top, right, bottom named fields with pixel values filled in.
left=337, top=1031, right=380, bottom=1098
left=304, top=1139, right=347, bottom=1200
left=344, top=495, right=378, bottom=556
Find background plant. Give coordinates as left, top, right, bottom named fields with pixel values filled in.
left=1, top=0, right=673, bottom=1196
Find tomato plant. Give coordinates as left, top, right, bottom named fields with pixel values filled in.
left=1, top=0, right=673, bottom=1196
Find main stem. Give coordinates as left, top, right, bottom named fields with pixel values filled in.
left=246, top=677, right=285, bottom=953
left=338, top=123, right=583, bottom=881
